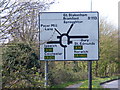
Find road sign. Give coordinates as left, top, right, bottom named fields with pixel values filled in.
left=39, top=12, right=99, bottom=61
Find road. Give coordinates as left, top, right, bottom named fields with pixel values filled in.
left=66, top=79, right=120, bottom=89
left=101, top=79, right=120, bottom=89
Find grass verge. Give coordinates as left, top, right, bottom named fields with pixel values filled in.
left=50, top=80, right=84, bottom=88
left=50, top=76, right=119, bottom=88
left=80, top=76, right=119, bottom=88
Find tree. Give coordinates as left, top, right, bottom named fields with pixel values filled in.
left=0, top=0, right=55, bottom=43
left=2, top=43, right=41, bottom=88
left=1, top=0, right=55, bottom=88
left=93, top=18, right=118, bottom=77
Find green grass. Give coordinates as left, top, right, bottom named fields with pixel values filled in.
left=80, top=76, right=118, bottom=88
left=50, top=76, right=118, bottom=88
left=50, top=80, right=84, bottom=88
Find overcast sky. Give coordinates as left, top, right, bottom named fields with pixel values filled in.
left=47, top=0, right=119, bottom=27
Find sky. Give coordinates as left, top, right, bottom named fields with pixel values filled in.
left=47, top=0, right=119, bottom=27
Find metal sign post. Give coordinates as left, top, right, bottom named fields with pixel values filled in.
left=44, top=61, right=48, bottom=87
left=88, top=61, right=92, bottom=90
left=88, top=1, right=93, bottom=90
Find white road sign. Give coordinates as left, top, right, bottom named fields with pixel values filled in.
left=39, top=12, right=99, bottom=61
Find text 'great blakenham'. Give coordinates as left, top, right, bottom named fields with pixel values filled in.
left=63, top=13, right=87, bottom=17
left=63, top=13, right=87, bottom=20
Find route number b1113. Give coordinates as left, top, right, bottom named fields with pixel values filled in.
left=88, top=16, right=97, bottom=20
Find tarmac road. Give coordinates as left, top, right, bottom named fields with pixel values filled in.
left=101, top=79, right=120, bottom=89
left=66, top=79, right=120, bottom=89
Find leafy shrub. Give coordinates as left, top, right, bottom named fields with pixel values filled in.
left=2, top=43, right=44, bottom=88
left=49, top=62, right=88, bottom=85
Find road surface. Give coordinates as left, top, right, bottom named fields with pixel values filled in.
left=66, top=79, right=120, bottom=89
left=101, top=79, right=120, bottom=89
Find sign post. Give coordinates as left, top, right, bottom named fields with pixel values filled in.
left=44, top=61, right=48, bottom=87
left=88, top=61, right=92, bottom=90
left=88, top=0, right=93, bottom=89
